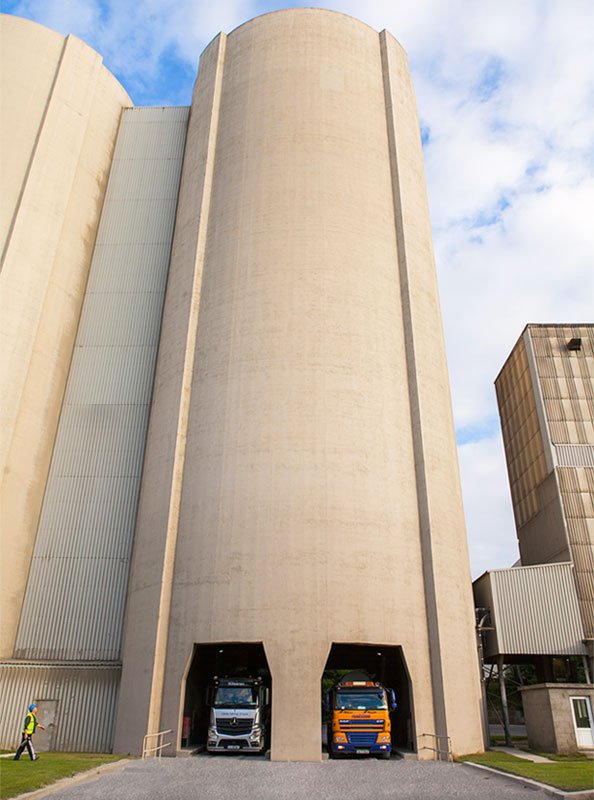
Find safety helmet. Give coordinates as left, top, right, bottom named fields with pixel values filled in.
left=29, top=704, right=37, bottom=711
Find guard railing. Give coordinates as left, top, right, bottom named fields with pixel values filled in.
left=142, top=729, right=172, bottom=759
left=417, top=732, right=454, bottom=762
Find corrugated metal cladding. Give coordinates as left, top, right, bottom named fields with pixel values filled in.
left=0, top=664, right=120, bottom=752
left=485, top=562, right=587, bottom=658
left=14, top=107, right=189, bottom=661
left=556, top=445, right=594, bottom=467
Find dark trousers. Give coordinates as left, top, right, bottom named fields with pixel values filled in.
left=14, top=734, right=36, bottom=760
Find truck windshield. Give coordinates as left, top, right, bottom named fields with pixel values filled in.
left=335, top=691, right=387, bottom=710
left=213, top=687, right=258, bottom=707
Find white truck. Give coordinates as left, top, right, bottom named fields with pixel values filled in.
left=206, top=676, right=269, bottom=754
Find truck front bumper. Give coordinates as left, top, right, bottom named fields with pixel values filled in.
left=207, top=735, right=264, bottom=753
left=333, top=739, right=391, bottom=755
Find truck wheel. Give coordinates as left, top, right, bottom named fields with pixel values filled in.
left=379, top=751, right=390, bottom=760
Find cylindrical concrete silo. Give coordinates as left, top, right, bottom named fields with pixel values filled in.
left=0, top=15, right=130, bottom=660
left=115, top=8, right=484, bottom=761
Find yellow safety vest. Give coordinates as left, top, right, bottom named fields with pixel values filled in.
left=22, top=713, right=36, bottom=735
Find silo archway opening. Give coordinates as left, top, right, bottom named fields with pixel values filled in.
left=182, top=642, right=271, bottom=751
left=321, top=643, right=415, bottom=756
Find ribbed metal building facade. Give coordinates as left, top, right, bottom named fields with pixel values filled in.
left=0, top=664, right=120, bottom=752
left=1, top=106, right=188, bottom=749
left=474, top=563, right=587, bottom=659
left=495, top=324, right=594, bottom=671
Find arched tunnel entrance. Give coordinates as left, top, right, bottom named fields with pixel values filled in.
left=182, top=642, right=271, bottom=751
left=322, top=643, right=415, bottom=755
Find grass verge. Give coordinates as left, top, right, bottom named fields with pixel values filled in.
left=458, top=751, right=594, bottom=792
left=0, top=752, right=124, bottom=799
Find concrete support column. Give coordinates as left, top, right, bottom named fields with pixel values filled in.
left=266, top=638, right=328, bottom=762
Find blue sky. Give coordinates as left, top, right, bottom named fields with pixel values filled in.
left=3, top=0, right=593, bottom=577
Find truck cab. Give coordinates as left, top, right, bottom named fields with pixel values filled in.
left=326, top=672, right=396, bottom=759
left=206, top=676, right=269, bottom=754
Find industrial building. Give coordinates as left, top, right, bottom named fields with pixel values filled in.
left=474, top=324, right=594, bottom=752
left=0, top=10, right=484, bottom=760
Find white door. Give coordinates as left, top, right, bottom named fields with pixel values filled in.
left=570, top=696, right=594, bottom=749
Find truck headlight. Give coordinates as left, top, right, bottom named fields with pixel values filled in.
left=249, top=726, right=262, bottom=741
left=333, top=733, right=347, bottom=743
left=378, top=733, right=390, bottom=743
left=208, top=726, right=217, bottom=738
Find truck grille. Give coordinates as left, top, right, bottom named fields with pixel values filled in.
left=216, top=718, right=253, bottom=735
left=347, top=732, right=378, bottom=746
left=340, top=720, right=383, bottom=727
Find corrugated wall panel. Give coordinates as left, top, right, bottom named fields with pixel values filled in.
left=556, top=444, right=594, bottom=467
left=14, top=107, right=189, bottom=661
left=76, top=292, right=166, bottom=347
left=63, top=346, right=158, bottom=405
left=488, top=562, right=586, bottom=656
left=96, top=197, right=180, bottom=244
left=0, top=664, right=120, bottom=752
left=87, top=243, right=173, bottom=294
left=49, top=406, right=150, bottom=478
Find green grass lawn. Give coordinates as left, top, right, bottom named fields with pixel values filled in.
left=0, top=752, right=124, bottom=799
left=458, top=751, right=594, bottom=792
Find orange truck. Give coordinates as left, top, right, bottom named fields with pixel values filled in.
left=325, top=672, right=397, bottom=759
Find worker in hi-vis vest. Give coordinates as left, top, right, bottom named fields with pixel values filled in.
left=13, top=703, right=45, bottom=761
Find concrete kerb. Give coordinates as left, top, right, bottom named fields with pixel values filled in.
left=12, top=758, right=130, bottom=799
left=461, top=761, right=594, bottom=800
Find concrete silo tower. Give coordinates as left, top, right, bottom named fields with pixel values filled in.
left=113, top=9, right=483, bottom=760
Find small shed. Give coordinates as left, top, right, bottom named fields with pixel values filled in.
left=520, top=684, right=594, bottom=753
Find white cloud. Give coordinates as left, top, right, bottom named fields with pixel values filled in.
left=3, top=0, right=593, bottom=575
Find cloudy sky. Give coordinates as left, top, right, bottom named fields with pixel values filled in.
left=3, top=0, right=592, bottom=577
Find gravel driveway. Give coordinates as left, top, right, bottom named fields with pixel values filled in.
left=42, top=754, right=553, bottom=800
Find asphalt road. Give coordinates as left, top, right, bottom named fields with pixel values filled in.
left=43, top=754, right=553, bottom=800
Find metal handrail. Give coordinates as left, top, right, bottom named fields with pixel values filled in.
left=142, top=729, right=172, bottom=759
left=417, top=732, right=454, bottom=763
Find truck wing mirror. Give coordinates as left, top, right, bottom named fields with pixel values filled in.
left=205, top=687, right=214, bottom=706
left=388, top=689, right=397, bottom=711
left=324, top=693, right=330, bottom=712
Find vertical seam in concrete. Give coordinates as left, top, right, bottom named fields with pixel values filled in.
left=379, top=30, right=449, bottom=746
left=146, top=33, right=227, bottom=738
left=1, top=35, right=69, bottom=269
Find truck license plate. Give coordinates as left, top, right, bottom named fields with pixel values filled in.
left=357, top=749, right=370, bottom=754
left=227, top=745, right=241, bottom=749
